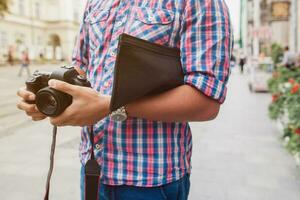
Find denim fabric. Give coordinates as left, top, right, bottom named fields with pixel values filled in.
left=80, top=166, right=190, bottom=200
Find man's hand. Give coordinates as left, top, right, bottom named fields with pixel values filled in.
left=48, top=80, right=111, bottom=127
left=17, top=88, right=47, bottom=121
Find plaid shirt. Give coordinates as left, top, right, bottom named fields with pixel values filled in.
left=72, top=0, right=233, bottom=186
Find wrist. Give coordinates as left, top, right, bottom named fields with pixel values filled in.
left=102, top=95, right=111, bottom=117
left=96, top=94, right=111, bottom=119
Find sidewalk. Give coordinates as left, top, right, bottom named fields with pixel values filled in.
left=189, top=69, right=300, bottom=200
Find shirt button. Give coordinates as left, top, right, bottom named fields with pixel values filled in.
left=148, top=14, right=154, bottom=20
left=116, top=21, right=123, bottom=27
left=95, top=144, right=102, bottom=150
left=109, top=50, right=116, bottom=57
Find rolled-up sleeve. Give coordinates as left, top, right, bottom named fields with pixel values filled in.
left=180, top=0, right=234, bottom=103
left=72, top=1, right=91, bottom=72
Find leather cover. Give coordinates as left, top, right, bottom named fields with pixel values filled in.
left=110, top=33, right=184, bottom=111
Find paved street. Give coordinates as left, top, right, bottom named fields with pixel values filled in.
left=0, top=65, right=299, bottom=200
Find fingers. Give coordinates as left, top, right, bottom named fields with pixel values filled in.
left=48, top=79, right=78, bottom=96
left=17, top=87, right=35, bottom=101
left=49, top=107, right=72, bottom=126
left=50, top=118, right=64, bottom=126
left=17, top=101, right=47, bottom=121
left=26, top=111, right=46, bottom=118
left=17, top=100, right=36, bottom=113
left=50, top=114, right=69, bottom=126
left=17, top=87, right=46, bottom=122
left=32, top=116, right=47, bottom=121
left=49, top=104, right=83, bottom=126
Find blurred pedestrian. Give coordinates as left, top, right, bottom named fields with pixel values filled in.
left=239, top=52, right=246, bottom=74
left=281, top=46, right=295, bottom=69
left=18, top=50, right=31, bottom=77
left=230, top=54, right=236, bottom=68
left=7, top=48, right=13, bottom=66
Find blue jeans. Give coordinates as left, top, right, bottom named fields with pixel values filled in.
left=80, top=166, right=190, bottom=200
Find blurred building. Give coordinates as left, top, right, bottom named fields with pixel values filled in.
left=0, top=0, right=87, bottom=63
left=242, top=0, right=300, bottom=57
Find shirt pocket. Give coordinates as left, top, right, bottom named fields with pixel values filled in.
left=86, top=9, right=110, bottom=51
left=125, top=6, right=175, bottom=45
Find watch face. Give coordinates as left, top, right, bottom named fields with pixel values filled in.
left=112, top=113, right=127, bottom=121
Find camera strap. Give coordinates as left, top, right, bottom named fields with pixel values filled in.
left=44, top=126, right=57, bottom=200
left=84, top=125, right=101, bottom=200
left=43, top=125, right=100, bottom=200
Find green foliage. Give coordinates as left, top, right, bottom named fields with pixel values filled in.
left=287, top=134, right=300, bottom=153
left=261, top=45, right=270, bottom=57
left=286, top=88, right=300, bottom=128
left=271, top=43, right=283, bottom=65
left=268, top=67, right=300, bottom=155
left=283, top=126, right=293, bottom=138
left=268, top=95, right=285, bottom=120
left=268, top=67, right=300, bottom=94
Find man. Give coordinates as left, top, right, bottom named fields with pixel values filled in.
left=18, top=50, right=31, bottom=77
left=17, top=0, right=233, bottom=199
left=8, top=47, right=14, bottom=66
left=281, top=46, right=296, bottom=69
left=239, top=52, right=246, bottom=74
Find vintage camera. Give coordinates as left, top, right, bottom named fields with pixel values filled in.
left=26, top=66, right=91, bottom=117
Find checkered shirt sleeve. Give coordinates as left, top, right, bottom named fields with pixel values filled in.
left=180, top=0, right=233, bottom=103
left=72, top=1, right=91, bottom=72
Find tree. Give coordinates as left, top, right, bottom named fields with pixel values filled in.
left=0, top=0, right=9, bottom=15
left=271, top=43, right=283, bottom=65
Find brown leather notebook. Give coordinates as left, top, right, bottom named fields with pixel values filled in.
left=110, top=33, right=184, bottom=111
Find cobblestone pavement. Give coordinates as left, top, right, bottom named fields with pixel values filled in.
left=0, top=66, right=299, bottom=200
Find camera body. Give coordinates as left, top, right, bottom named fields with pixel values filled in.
left=26, top=66, right=91, bottom=117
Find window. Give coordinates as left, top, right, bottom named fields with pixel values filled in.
left=19, top=0, right=25, bottom=16
left=15, top=32, right=25, bottom=46
left=35, top=2, right=40, bottom=19
left=37, top=35, right=42, bottom=45
left=0, top=31, right=8, bottom=48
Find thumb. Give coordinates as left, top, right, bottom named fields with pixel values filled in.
left=48, top=79, right=77, bottom=96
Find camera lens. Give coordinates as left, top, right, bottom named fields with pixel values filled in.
left=36, top=87, right=72, bottom=117
left=39, top=94, right=58, bottom=114
left=48, top=96, right=57, bottom=107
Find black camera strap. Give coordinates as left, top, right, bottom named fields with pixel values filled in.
left=44, top=126, right=57, bottom=200
left=85, top=125, right=101, bottom=200
left=43, top=125, right=100, bottom=200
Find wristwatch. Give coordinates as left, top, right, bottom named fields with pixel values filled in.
left=110, top=106, right=128, bottom=121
